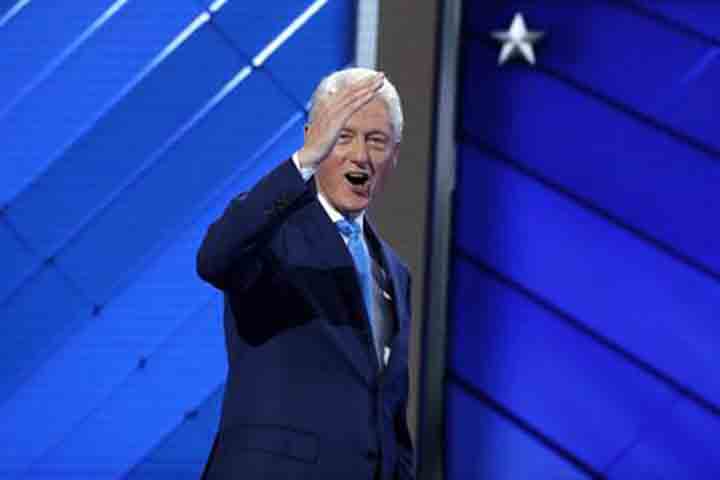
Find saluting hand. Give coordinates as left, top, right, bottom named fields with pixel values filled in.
left=296, top=72, right=385, bottom=169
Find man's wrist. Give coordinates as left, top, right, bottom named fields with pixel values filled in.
left=295, top=148, right=320, bottom=169
left=292, top=151, right=316, bottom=182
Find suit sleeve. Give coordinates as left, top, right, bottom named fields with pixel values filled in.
left=396, top=272, right=416, bottom=480
left=196, top=158, right=310, bottom=291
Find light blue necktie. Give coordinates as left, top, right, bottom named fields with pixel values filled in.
left=336, top=219, right=377, bottom=347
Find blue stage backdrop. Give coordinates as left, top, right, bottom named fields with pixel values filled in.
left=447, top=1, right=720, bottom=478
left=0, top=1, right=354, bottom=477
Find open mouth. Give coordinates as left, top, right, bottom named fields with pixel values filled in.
left=344, top=171, right=370, bottom=186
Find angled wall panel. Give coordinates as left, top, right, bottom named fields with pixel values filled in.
left=0, top=0, right=202, bottom=206
left=0, top=20, right=244, bottom=407
left=461, top=43, right=720, bottom=277
left=0, top=0, right=117, bottom=113
left=449, top=255, right=678, bottom=470
left=211, top=2, right=314, bottom=60
left=125, top=387, right=225, bottom=480
left=632, top=1, right=720, bottom=39
left=5, top=21, right=243, bottom=279
left=0, top=1, right=356, bottom=477
left=53, top=69, right=300, bottom=303
left=455, top=143, right=720, bottom=406
left=261, top=0, right=356, bottom=106
left=0, top=220, right=34, bottom=301
left=446, top=382, right=590, bottom=479
left=0, top=113, right=305, bottom=474
left=606, top=397, right=720, bottom=478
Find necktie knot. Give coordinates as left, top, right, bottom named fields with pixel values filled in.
left=336, top=218, right=361, bottom=240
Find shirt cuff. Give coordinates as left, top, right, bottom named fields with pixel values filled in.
left=292, top=151, right=316, bottom=182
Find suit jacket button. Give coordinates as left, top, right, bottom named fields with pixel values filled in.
left=366, top=449, right=379, bottom=461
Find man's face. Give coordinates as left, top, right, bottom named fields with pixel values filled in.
left=313, top=97, right=399, bottom=217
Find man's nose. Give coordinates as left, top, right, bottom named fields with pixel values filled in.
left=348, top=139, right=371, bottom=167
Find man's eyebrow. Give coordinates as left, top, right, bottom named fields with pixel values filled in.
left=366, top=129, right=390, bottom=138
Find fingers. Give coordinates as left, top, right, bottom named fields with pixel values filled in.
left=330, top=72, right=385, bottom=119
left=341, top=73, right=385, bottom=107
left=325, top=73, right=383, bottom=108
left=310, top=73, right=384, bottom=134
left=299, top=73, right=387, bottom=168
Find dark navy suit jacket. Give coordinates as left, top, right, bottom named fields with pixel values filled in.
left=196, top=158, right=415, bottom=479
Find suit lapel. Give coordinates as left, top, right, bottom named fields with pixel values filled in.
left=365, top=220, right=409, bottom=336
left=365, top=220, right=411, bottom=379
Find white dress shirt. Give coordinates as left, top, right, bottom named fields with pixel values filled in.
left=291, top=152, right=366, bottom=239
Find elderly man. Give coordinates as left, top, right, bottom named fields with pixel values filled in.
left=196, top=68, right=414, bottom=480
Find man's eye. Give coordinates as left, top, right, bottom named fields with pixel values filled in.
left=369, top=137, right=388, bottom=148
left=338, top=133, right=352, bottom=142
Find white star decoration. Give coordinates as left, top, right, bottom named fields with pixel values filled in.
left=491, top=13, right=544, bottom=66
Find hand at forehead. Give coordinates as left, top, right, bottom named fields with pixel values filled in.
left=298, top=73, right=385, bottom=169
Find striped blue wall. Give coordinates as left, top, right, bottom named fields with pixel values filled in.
left=447, top=1, right=720, bottom=478
left=0, top=1, right=355, bottom=477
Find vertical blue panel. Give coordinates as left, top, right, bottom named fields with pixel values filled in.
left=460, top=41, right=720, bottom=278
left=661, top=55, right=720, bottom=152
left=633, top=1, right=720, bottom=38
left=464, top=2, right=720, bottom=150
left=448, top=1, right=720, bottom=475
left=455, top=144, right=720, bottom=410
left=607, top=398, right=720, bottom=479
left=449, top=257, right=677, bottom=469
left=446, top=382, right=589, bottom=479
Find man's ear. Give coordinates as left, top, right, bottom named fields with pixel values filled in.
left=391, top=143, right=401, bottom=168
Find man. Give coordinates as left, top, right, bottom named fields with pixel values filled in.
left=196, top=68, right=414, bottom=479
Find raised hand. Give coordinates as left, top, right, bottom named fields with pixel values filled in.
left=296, top=72, right=385, bottom=169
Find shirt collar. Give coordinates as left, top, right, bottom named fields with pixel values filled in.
left=316, top=190, right=365, bottom=232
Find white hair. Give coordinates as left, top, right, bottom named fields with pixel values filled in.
left=308, top=67, right=404, bottom=143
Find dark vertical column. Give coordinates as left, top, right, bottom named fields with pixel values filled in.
left=414, top=0, right=463, bottom=478
left=371, top=1, right=446, bottom=477
left=373, top=0, right=463, bottom=478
